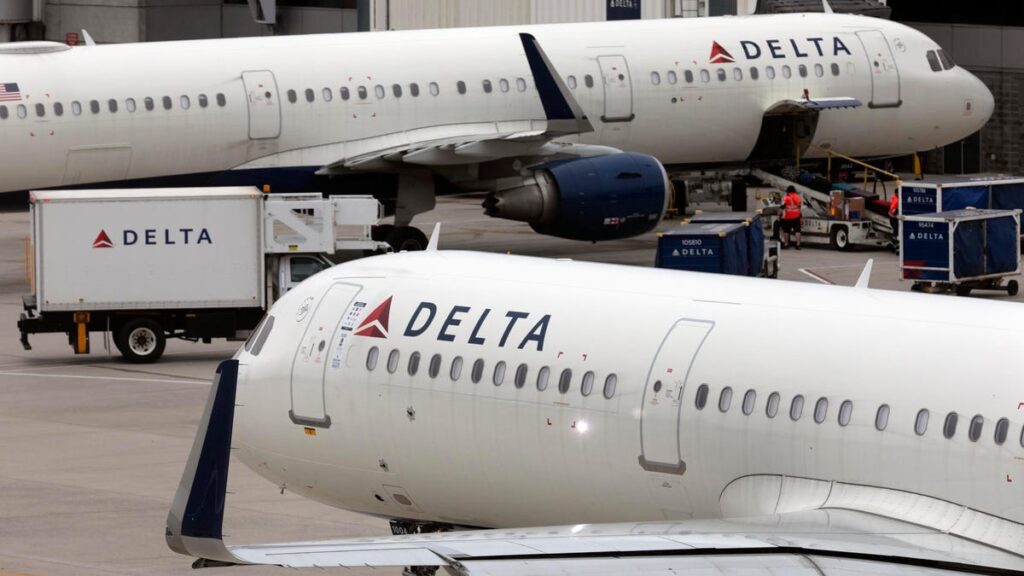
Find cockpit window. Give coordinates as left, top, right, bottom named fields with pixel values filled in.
left=290, top=257, right=329, bottom=284
left=246, top=315, right=275, bottom=356
left=937, top=49, right=955, bottom=70
left=926, top=50, right=942, bottom=72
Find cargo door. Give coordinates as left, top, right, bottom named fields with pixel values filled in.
left=241, top=70, right=281, bottom=139
left=639, top=319, right=713, bottom=474
left=597, top=55, right=634, bottom=122
left=856, top=31, right=901, bottom=108
left=290, top=282, right=362, bottom=428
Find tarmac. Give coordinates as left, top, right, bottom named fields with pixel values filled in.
left=1, top=197, right=1021, bottom=576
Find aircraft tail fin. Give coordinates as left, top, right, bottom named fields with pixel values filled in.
left=519, top=33, right=594, bottom=135
left=165, top=359, right=241, bottom=567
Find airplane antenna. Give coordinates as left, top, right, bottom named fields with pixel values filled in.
left=426, top=222, right=441, bottom=251
left=821, top=0, right=834, bottom=14
left=855, top=259, right=873, bottom=289
left=81, top=29, right=97, bottom=46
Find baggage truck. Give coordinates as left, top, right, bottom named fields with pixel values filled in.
left=18, top=187, right=388, bottom=363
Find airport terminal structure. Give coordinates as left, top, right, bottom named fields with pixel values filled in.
left=2, top=2, right=1024, bottom=576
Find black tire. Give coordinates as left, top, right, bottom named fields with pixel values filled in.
left=730, top=179, right=747, bottom=212
left=955, top=285, right=972, bottom=297
left=830, top=225, right=851, bottom=251
left=116, top=318, right=166, bottom=363
left=386, top=226, right=429, bottom=252
left=1008, top=280, right=1019, bottom=296
left=371, top=224, right=395, bottom=242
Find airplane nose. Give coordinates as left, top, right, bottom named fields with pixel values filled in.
left=969, top=71, right=994, bottom=127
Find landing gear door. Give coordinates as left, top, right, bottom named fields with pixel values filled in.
left=289, top=282, right=363, bottom=428
left=241, top=70, right=282, bottom=139
left=639, top=319, right=713, bottom=475
left=856, top=31, right=901, bottom=108
left=597, top=55, right=634, bottom=122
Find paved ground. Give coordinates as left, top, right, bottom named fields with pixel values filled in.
left=1, top=198, right=1020, bottom=576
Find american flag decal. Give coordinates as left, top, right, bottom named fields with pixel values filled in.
left=0, top=83, right=22, bottom=102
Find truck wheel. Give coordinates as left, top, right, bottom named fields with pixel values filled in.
left=371, top=224, right=395, bottom=242
left=117, top=318, right=166, bottom=363
left=955, top=285, right=972, bottom=297
left=1008, top=280, right=1019, bottom=296
left=386, top=226, right=429, bottom=252
left=830, top=225, right=851, bottom=251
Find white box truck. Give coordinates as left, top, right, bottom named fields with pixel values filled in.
left=18, top=187, right=388, bottom=363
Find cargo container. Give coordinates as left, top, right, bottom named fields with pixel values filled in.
left=655, top=222, right=749, bottom=276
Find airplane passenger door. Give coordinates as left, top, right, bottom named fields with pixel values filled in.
left=639, top=319, right=713, bottom=474
left=241, top=70, right=282, bottom=139
left=856, top=31, right=901, bottom=108
left=597, top=55, right=634, bottom=122
left=289, top=282, right=363, bottom=428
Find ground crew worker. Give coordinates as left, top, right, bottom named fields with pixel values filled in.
left=888, top=192, right=900, bottom=243
left=780, top=185, right=802, bottom=249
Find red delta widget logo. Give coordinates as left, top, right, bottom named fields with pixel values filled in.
left=91, top=227, right=213, bottom=248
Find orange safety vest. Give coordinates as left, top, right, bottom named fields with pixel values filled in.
left=889, top=193, right=899, bottom=217
left=782, top=192, right=802, bottom=220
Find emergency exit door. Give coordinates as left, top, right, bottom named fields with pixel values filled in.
left=597, top=55, right=634, bottom=122
left=639, top=319, right=713, bottom=474
left=290, top=283, right=362, bottom=428
left=241, top=70, right=282, bottom=139
left=856, top=30, right=901, bottom=108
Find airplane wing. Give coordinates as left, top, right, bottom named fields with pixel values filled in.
left=166, top=361, right=1024, bottom=574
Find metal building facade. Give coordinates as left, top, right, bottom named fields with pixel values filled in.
left=374, top=0, right=673, bottom=31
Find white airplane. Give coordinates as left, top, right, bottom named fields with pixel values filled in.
left=166, top=240, right=1024, bottom=574
left=0, top=12, right=993, bottom=248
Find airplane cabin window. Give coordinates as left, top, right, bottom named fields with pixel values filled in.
left=875, top=404, right=890, bottom=431
left=35, top=103, right=44, bottom=117
left=650, top=71, right=661, bottom=85
left=407, top=351, right=421, bottom=375
left=766, top=66, right=776, bottom=80
left=216, top=93, right=226, bottom=107
left=790, top=395, right=804, bottom=421
left=456, top=81, right=466, bottom=95
left=180, top=95, right=191, bottom=109
left=537, top=366, right=550, bottom=391
left=428, top=353, right=442, bottom=378
left=603, top=374, right=617, bottom=399
left=429, top=82, right=439, bottom=96
left=667, top=70, right=677, bottom=84
left=782, top=65, right=792, bottom=79
left=915, top=409, right=930, bottom=436
left=321, top=88, right=332, bottom=102
left=516, top=77, right=527, bottom=92
left=995, top=417, right=1009, bottom=445
left=450, top=356, right=463, bottom=381
left=287, top=89, right=297, bottom=103
left=471, top=359, right=484, bottom=383
left=558, top=368, right=572, bottom=394
left=482, top=79, right=492, bottom=93
left=162, top=96, right=172, bottom=110
left=499, top=78, right=509, bottom=92
left=0, top=105, right=7, bottom=119
left=815, top=63, right=824, bottom=77
left=716, top=69, right=727, bottom=82
left=968, top=415, right=984, bottom=442
left=304, top=88, right=314, bottom=103
left=515, top=363, right=528, bottom=389
left=108, top=99, right=118, bottom=113
left=567, top=75, right=577, bottom=89
left=493, top=361, right=506, bottom=386
left=798, top=64, right=808, bottom=78
left=814, top=397, right=828, bottom=424
left=700, top=69, right=710, bottom=83
left=340, top=87, right=350, bottom=101
left=249, top=315, right=275, bottom=356
left=831, top=63, right=841, bottom=76
left=839, top=400, right=853, bottom=427
left=144, top=97, right=154, bottom=111
left=695, top=383, right=709, bottom=409
left=358, top=86, right=368, bottom=100
left=581, top=371, right=594, bottom=396
left=17, top=104, right=27, bottom=118
left=387, top=349, right=400, bottom=374
left=749, top=67, right=759, bottom=80
left=733, top=67, right=742, bottom=81
left=937, top=49, right=955, bottom=70
left=766, top=392, right=780, bottom=418
left=718, top=387, right=733, bottom=413
left=124, top=98, right=135, bottom=113
left=684, top=70, right=694, bottom=83
left=584, top=74, right=594, bottom=88
left=89, top=100, right=100, bottom=114
left=198, top=94, right=209, bottom=107
left=943, top=412, right=959, bottom=439
left=72, top=101, right=82, bottom=115
left=374, top=85, right=385, bottom=99
left=409, top=83, right=419, bottom=97
left=742, top=389, right=756, bottom=415
left=393, top=84, right=402, bottom=97
left=366, top=346, right=379, bottom=371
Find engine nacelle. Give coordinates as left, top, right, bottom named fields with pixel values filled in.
left=483, top=153, right=668, bottom=242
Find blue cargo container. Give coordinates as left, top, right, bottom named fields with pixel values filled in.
left=656, top=222, right=748, bottom=275
left=901, top=209, right=1021, bottom=296
left=687, top=212, right=766, bottom=277
left=899, top=177, right=1024, bottom=218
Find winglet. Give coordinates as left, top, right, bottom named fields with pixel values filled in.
left=81, top=29, right=96, bottom=46
left=519, top=33, right=594, bottom=135
left=855, top=259, right=873, bottom=289
left=426, top=222, right=441, bottom=251
left=166, top=360, right=241, bottom=566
